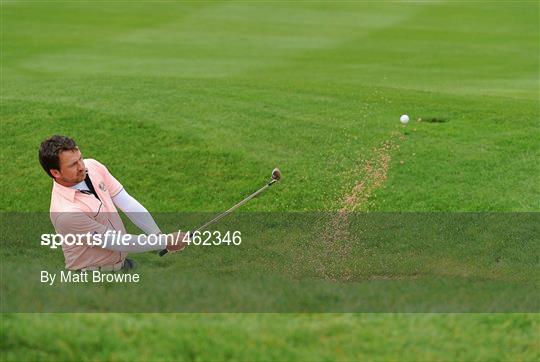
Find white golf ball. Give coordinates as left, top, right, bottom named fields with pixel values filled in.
left=400, top=114, right=409, bottom=124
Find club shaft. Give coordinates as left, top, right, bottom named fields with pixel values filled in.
left=195, top=181, right=273, bottom=232
left=159, top=179, right=276, bottom=256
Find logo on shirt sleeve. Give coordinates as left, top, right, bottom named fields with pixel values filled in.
left=99, top=181, right=107, bottom=192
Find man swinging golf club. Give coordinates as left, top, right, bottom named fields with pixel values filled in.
left=40, top=135, right=281, bottom=271
left=39, top=135, right=187, bottom=271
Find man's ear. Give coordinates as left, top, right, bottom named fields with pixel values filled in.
left=50, top=169, right=61, bottom=179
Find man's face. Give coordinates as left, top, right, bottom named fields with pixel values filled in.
left=50, top=148, right=86, bottom=185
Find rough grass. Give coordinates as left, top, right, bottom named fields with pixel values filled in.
left=2, top=314, right=538, bottom=362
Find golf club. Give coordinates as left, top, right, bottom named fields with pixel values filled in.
left=159, top=168, right=282, bottom=256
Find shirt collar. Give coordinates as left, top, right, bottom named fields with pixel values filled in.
left=52, top=180, right=77, bottom=203
left=71, top=180, right=89, bottom=191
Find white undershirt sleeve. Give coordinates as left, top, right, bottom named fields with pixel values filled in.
left=112, top=189, right=162, bottom=235
left=96, top=232, right=168, bottom=253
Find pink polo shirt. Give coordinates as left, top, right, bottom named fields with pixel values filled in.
left=50, top=159, right=127, bottom=270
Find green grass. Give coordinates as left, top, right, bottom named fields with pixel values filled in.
left=2, top=212, right=538, bottom=313
left=2, top=314, right=538, bottom=361
left=1, top=0, right=539, bottom=361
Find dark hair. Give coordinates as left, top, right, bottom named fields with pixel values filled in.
left=39, top=135, right=78, bottom=178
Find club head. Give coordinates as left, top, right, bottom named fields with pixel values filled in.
left=271, top=168, right=281, bottom=181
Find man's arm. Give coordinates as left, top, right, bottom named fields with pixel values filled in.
left=94, top=232, right=187, bottom=253
left=55, top=213, right=186, bottom=253
left=112, top=189, right=162, bottom=235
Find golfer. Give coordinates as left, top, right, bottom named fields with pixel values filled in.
left=39, top=135, right=186, bottom=271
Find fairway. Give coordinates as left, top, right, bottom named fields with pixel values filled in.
left=1, top=1, right=539, bottom=361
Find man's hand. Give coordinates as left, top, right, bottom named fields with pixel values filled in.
left=166, top=232, right=189, bottom=253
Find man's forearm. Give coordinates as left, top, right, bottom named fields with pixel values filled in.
left=96, top=232, right=168, bottom=253
left=112, top=189, right=162, bottom=235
